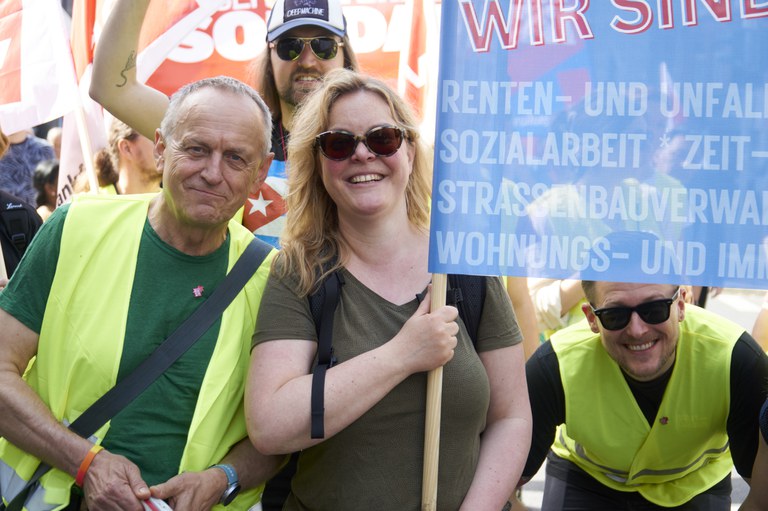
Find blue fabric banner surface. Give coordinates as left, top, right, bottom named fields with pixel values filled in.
left=428, top=1, right=768, bottom=289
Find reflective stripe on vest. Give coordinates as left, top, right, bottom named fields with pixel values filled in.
left=0, top=194, right=274, bottom=510
left=550, top=305, right=742, bottom=507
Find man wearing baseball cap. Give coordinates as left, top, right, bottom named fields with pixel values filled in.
left=90, top=0, right=359, bottom=247
left=266, top=0, right=347, bottom=40
left=248, top=0, right=359, bottom=245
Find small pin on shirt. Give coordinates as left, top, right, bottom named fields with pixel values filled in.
left=193, top=285, right=204, bottom=298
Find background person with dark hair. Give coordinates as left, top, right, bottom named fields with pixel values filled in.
left=33, top=159, right=59, bottom=221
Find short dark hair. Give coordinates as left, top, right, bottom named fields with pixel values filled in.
left=34, top=159, right=59, bottom=206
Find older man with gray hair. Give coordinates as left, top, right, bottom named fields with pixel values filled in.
left=0, top=77, right=282, bottom=511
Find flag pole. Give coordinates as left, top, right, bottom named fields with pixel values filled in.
left=73, top=105, right=100, bottom=193
left=422, top=272, right=447, bottom=510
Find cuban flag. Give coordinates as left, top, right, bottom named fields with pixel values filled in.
left=243, top=161, right=288, bottom=248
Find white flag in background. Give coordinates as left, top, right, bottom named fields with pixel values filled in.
left=0, top=0, right=79, bottom=134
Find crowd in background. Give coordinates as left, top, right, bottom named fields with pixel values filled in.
left=1, top=1, right=768, bottom=510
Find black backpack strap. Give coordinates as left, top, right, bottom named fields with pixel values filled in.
left=447, top=274, right=487, bottom=347
left=0, top=203, right=31, bottom=254
left=310, top=270, right=343, bottom=439
left=7, top=217, right=26, bottom=253
left=262, top=266, right=343, bottom=510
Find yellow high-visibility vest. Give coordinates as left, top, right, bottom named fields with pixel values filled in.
left=0, top=194, right=274, bottom=510
left=550, top=305, right=741, bottom=506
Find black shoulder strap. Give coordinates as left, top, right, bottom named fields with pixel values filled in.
left=70, top=237, right=272, bottom=437
left=3, top=237, right=272, bottom=511
left=309, top=270, right=343, bottom=439
left=447, top=274, right=487, bottom=347
left=306, top=272, right=486, bottom=440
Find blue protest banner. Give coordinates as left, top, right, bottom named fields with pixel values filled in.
left=428, top=1, right=768, bottom=289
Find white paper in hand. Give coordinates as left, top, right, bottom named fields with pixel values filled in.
left=142, top=497, right=173, bottom=511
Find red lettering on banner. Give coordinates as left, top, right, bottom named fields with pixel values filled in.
left=459, top=0, right=524, bottom=52
left=551, top=0, right=593, bottom=42
left=0, top=0, right=22, bottom=105
left=459, top=0, right=593, bottom=53
left=529, top=0, right=544, bottom=46
left=744, top=0, right=768, bottom=18
left=682, top=0, right=732, bottom=25
left=611, top=0, right=653, bottom=34
left=658, top=0, right=674, bottom=28
left=613, top=0, right=763, bottom=33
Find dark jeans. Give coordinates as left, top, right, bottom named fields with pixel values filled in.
left=541, top=454, right=731, bottom=511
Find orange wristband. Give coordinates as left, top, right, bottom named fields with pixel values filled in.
left=75, top=444, right=103, bottom=487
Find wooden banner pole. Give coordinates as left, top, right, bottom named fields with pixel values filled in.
left=421, top=272, right=447, bottom=510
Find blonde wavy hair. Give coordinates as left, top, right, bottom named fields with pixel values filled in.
left=279, top=69, right=432, bottom=296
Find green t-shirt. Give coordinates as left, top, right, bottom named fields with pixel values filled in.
left=0, top=205, right=230, bottom=485
left=253, top=268, right=522, bottom=510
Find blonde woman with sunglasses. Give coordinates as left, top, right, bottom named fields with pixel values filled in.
left=245, top=69, right=532, bottom=511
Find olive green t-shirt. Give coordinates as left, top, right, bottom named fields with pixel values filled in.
left=253, top=268, right=522, bottom=510
left=0, top=204, right=230, bottom=485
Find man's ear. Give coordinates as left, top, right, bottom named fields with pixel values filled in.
left=154, top=130, right=166, bottom=168
left=118, top=138, right=133, bottom=159
left=582, top=302, right=601, bottom=334
left=249, top=152, right=274, bottom=195
left=676, top=289, right=686, bottom=323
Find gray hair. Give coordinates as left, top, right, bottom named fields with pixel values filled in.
left=159, top=76, right=273, bottom=158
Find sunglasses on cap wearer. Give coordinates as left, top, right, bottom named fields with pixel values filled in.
left=590, top=288, right=681, bottom=331
left=315, top=126, right=407, bottom=161
left=270, top=37, right=343, bottom=61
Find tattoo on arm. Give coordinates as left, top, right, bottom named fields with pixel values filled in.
left=117, top=51, right=137, bottom=88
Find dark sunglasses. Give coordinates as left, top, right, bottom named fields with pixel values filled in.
left=590, top=288, right=680, bottom=331
left=270, top=37, right=342, bottom=61
left=316, top=126, right=406, bottom=161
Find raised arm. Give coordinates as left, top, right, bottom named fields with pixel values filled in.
left=89, top=0, right=169, bottom=139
